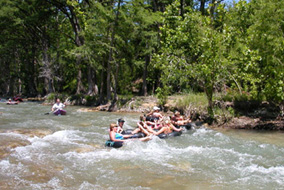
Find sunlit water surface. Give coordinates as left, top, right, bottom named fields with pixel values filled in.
left=0, top=102, right=284, bottom=190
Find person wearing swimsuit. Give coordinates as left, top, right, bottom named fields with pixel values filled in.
left=109, top=123, right=152, bottom=142
left=154, top=120, right=183, bottom=135
left=146, top=106, right=163, bottom=122
left=171, top=111, right=191, bottom=126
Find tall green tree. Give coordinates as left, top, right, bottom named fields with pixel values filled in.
left=155, top=0, right=230, bottom=118
left=225, top=0, right=284, bottom=103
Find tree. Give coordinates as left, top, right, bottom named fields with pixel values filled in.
left=225, top=0, right=284, bottom=103
left=155, top=0, right=231, bottom=119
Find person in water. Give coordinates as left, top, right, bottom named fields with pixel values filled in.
left=117, top=118, right=125, bottom=133
left=171, top=111, right=191, bottom=126
left=52, top=98, right=66, bottom=112
left=6, top=98, right=18, bottom=105
left=146, top=106, right=163, bottom=122
left=131, top=115, right=157, bottom=136
left=154, top=120, right=183, bottom=136
left=109, top=123, right=152, bottom=142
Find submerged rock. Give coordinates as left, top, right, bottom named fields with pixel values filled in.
left=0, top=138, right=31, bottom=159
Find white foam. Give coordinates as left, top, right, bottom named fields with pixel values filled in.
left=0, top=132, right=29, bottom=141
left=192, top=128, right=211, bottom=135
left=0, top=160, right=25, bottom=177
left=79, top=181, right=102, bottom=190
left=242, top=164, right=284, bottom=176
left=43, top=130, right=84, bottom=144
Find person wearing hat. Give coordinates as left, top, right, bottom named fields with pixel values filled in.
left=146, top=106, right=163, bottom=122
left=6, top=98, right=18, bottom=105
left=117, top=118, right=125, bottom=133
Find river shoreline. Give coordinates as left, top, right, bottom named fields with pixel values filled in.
left=72, top=96, right=284, bottom=131
left=3, top=95, right=282, bottom=130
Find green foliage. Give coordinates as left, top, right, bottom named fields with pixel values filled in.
left=46, top=93, right=68, bottom=103
left=46, top=93, right=56, bottom=102
left=0, top=0, right=283, bottom=119
left=85, top=95, right=98, bottom=106
left=175, top=93, right=208, bottom=111
left=70, top=94, right=84, bottom=102
left=155, top=0, right=233, bottom=118
left=213, top=106, right=235, bottom=123
left=156, top=87, right=169, bottom=106
left=225, top=0, right=284, bottom=104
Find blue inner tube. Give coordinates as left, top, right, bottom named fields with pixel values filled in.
left=105, top=140, right=123, bottom=148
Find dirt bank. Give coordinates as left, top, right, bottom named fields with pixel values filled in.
left=214, top=116, right=284, bottom=130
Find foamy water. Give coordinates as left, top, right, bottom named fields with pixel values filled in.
left=0, top=102, right=284, bottom=189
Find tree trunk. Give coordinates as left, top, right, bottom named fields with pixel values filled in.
left=205, top=82, right=214, bottom=120
left=108, top=59, right=119, bottom=112
left=107, top=0, right=122, bottom=101
left=8, top=76, right=15, bottom=96
left=142, top=54, right=150, bottom=96
left=26, top=47, right=38, bottom=97
left=76, top=56, right=85, bottom=95
left=99, top=61, right=106, bottom=104
left=64, top=4, right=85, bottom=95
left=210, top=0, right=216, bottom=21
left=87, top=65, right=98, bottom=95
left=106, top=34, right=113, bottom=100
left=200, top=0, right=206, bottom=15
left=41, top=32, right=54, bottom=94
left=180, top=0, right=184, bottom=18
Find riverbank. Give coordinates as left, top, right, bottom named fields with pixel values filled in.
left=74, top=95, right=284, bottom=130
left=213, top=116, right=284, bottom=130
left=5, top=94, right=283, bottom=129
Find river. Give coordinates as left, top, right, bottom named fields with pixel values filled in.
left=0, top=102, right=284, bottom=190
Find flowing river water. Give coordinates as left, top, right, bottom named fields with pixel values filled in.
left=0, top=102, right=284, bottom=190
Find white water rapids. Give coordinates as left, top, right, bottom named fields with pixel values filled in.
left=0, top=102, right=284, bottom=189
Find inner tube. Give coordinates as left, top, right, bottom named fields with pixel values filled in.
left=146, top=116, right=159, bottom=122
left=121, top=129, right=133, bottom=135
left=176, top=123, right=193, bottom=130
left=53, top=109, right=66, bottom=115
left=129, top=132, right=146, bottom=138
left=6, top=102, right=18, bottom=105
left=13, top=97, right=23, bottom=102
left=105, top=140, right=123, bottom=148
left=122, top=129, right=146, bottom=138
left=167, top=131, right=182, bottom=137
left=157, top=131, right=182, bottom=139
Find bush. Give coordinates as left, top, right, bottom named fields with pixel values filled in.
left=175, top=93, right=208, bottom=111
left=46, top=93, right=68, bottom=103
left=156, top=87, right=169, bottom=107
left=46, top=93, right=56, bottom=102
left=85, top=95, right=98, bottom=106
